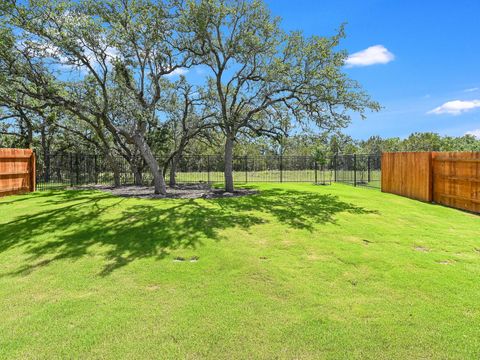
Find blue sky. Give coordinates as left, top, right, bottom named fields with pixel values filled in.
left=262, top=0, right=480, bottom=139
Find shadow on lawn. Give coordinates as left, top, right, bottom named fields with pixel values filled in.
left=0, top=188, right=377, bottom=276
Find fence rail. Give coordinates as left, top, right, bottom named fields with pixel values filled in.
left=34, top=152, right=381, bottom=191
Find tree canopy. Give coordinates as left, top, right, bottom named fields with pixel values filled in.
left=0, top=0, right=389, bottom=193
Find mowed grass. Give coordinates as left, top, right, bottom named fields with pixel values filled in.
left=0, top=183, right=479, bottom=359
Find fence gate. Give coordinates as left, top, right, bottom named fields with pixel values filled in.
left=0, top=148, right=36, bottom=197
left=432, top=152, right=480, bottom=213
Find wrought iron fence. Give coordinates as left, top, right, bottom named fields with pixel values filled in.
left=35, top=151, right=381, bottom=191
left=334, top=154, right=381, bottom=189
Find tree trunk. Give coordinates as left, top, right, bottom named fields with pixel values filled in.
left=131, top=164, right=143, bottom=186
left=224, top=137, right=235, bottom=193
left=133, top=133, right=166, bottom=195
left=26, top=122, right=33, bottom=149
left=113, top=167, right=121, bottom=187
left=105, top=152, right=121, bottom=187
left=18, top=112, right=33, bottom=148
left=40, top=127, right=51, bottom=182
left=169, top=157, right=177, bottom=187
left=169, top=144, right=185, bottom=187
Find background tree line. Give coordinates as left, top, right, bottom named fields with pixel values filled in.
left=229, top=132, right=480, bottom=158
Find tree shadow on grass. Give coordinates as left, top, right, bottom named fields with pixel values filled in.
left=0, top=188, right=378, bottom=277
left=216, top=188, right=377, bottom=231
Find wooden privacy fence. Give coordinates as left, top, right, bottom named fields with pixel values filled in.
left=0, top=148, right=36, bottom=197
left=381, top=152, right=433, bottom=202
left=432, top=152, right=480, bottom=213
left=382, top=152, right=480, bottom=213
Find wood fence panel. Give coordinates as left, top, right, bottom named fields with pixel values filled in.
left=381, top=152, right=433, bottom=202
left=382, top=151, right=480, bottom=213
left=432, top=152, right=480, bottom=213
left=0, top=148, right=35, bottom=197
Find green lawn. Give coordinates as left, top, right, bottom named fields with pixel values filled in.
left=0, top=183, right=479, bottom=359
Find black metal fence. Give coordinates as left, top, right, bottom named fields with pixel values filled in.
left=35, top=152, right=381, bottom=191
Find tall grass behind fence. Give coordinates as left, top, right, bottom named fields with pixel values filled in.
left=35, top=152, right=381, bottom=190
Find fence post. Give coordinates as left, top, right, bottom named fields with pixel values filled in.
left=75, top=153, right=80, bottom=185
left=367, top=155, right=371, bottom=183
left=314, top=160, right=318, bottom=184
left=69, top=153, right=73, bottom=187
left=252, top=157, right=255, bottom=182
left=353, top=154, right=357, bottom=186
left=85, top=155, right=88, bottom=184
left=207, top=155, right=210, bottom=183
left=245, top=156, right=248, bottom=183
left=94, top=154, right=98, bottom=184
left=334, top=155, right=337, bottom=183
left=280, top=155, right=283, bottom=183
left=45, top=150, right=50, bottom=183
left=30, top=150, right=36, bottom=192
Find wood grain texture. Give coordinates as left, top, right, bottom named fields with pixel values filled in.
left=0, top=148, right=35, bottom=197
left=432, top=152, right=480, bottom=213
left=381, top=152, right=433, bottom=202
left=382, top=152, right=480, bottom=213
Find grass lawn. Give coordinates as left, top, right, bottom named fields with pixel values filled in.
left=0, top=183, right=479, bottom=359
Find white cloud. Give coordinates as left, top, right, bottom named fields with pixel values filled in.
left=465, top=129, right=480, bottom=138
left=165, top=68, right=188, bottom=77
left=427, top=100, right=480, bottom=115
left=464, top=87, right=479, bottom=93
left=345, top=45, right=395, bottom=68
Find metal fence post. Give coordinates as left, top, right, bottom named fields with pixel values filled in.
left=85, top=155, right=88, bottom=184
left=44, top=150, right=50, bottom=183
left=367, top=155, right=371, bottom=183
left=280, top=155, right=283, bottom=183
left=75, top=153, right=80, bottom=185
left=245, top=155, right=248, bottom=183
left=334, top=155, right=337, bottom=183
left=69, top=153, right=73, bottom=187
left=207, top=155, right=210, bottom=183
left=43, top=150, right=48, bottom=188
left=252, top=157, right=255, bottom=182
left=353, top=154, right=357, bottom=186
left=94, top=154, right=98, bottom=184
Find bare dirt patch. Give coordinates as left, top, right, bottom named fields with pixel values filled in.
left=414, top=246, right=430, bottom=252
left=146, top=285, right=160, bottom=291
left=437, top=259, right=455, bottom=265
left=75, top=183, right=258, bottom=199
left=173, top=256, right=200, bottom=262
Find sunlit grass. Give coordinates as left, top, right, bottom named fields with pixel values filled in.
left=0, top=183, right=478, bottom=359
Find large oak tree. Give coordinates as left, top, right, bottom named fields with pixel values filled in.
left=3, top=0, right=193, bottom=194
left=181, top=0, right=380, bottom=192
